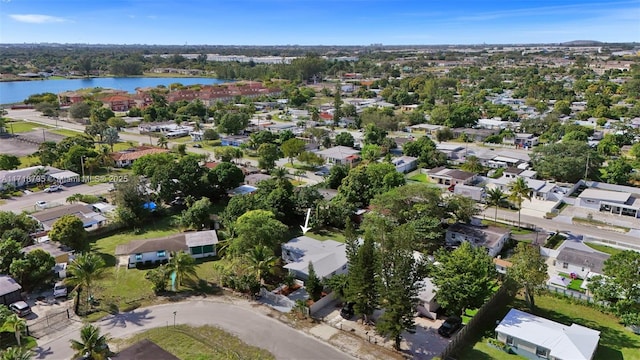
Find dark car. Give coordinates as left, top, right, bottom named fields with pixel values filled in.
left=438, top=316, right=462, bottom=337
left=340, top=302, right=355, bottom=320
left=193, top=143, right=202, bottom=148
left=9, top=301, right=32, bottom=317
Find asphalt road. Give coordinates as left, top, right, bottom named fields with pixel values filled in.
left=0, top=183, right=112, bottom=214
left=34, top=300, right=353, bottom=360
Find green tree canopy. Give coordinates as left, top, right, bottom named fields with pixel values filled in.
left=48, top=214, right=88, bottom=252
left=508, top=242, right=548, bottom=311
left=232, top=210, right=288, bottom=254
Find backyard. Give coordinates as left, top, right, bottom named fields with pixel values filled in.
left=557, top=272, right=585, bottom=292
left=112, top=324, right=275, bottom=360
left=456, top=293, right=640, bottom=360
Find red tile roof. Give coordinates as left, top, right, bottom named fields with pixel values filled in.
left=111, top=148, right=169, bottom=162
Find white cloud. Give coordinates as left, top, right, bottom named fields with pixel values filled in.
left=9, top=14, right=66, bottom=24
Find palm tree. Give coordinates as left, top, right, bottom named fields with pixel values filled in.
left=485, top=187, right=507, bottom=225
left=157, top=135, right=168, bottom=149
left=96, top=145, right=113, bottom=170
left=3, top=314, right=26, bottom=347
left=270, top=167, right=289, bottom=182
left=244, top=245, right=278, bottom=284
left=69, top=324, right=111, bottom=360
left=67, top=253, right=106, bottom=312
left=461, top=155, right=484, bottom=173
left=0, top=346, right=32, bottom=360
left=85, top=157, right=101, bottom=177
left=508, top=177, right=532, bottom=229
left=309, top=106, right=320, bottom=123
left=167, top=251, right=197, bottom=287
left=66, top=193, right=84, bottom=204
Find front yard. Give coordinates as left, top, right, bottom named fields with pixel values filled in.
left=456, top=293, right=640, bottom=360
left=5, top=121, right=51, bottom=133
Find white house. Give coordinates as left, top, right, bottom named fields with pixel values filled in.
left=0, top=166, right=72, bottom=190
left=391, top=156, right=418, bottom=173
left=495, top=308, right=600, bottom=360
left=315, top=146, right=360, bottom=166
left=554, top=247, right=609, bottom=279
left=30, top=204, right=108, bottom=232
left=446, top=223, right=510, bottom=257
left=416, top=277, right=439, bottom=320
left=281, top=236, right=348, bottom=281
left=577, top=188, right=640, bottom=218
left=115, top=230, right=218, bottom=268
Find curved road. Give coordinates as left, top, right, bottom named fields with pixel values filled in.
left=34, top=300, right=353, bottom=360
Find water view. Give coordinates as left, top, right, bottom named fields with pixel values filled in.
left=0, top=77, right=228, bottom=105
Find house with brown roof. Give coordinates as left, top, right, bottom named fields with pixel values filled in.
left=115, top=230, right=218, bottom=268
left=111, top=146, right=170, bottom=168
left=30, top=204, right=108, bottom=232
left=427, top=167, right=476, bottom=187
left=446, top=223, right=511, bottom=257
left=102, top=95, right=137, bottom=112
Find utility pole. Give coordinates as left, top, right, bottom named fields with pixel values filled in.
left=584, top=152, right=590, bottom=180
left=81, top=156, right=86, bottom=182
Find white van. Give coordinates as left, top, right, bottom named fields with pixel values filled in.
left=53, top=281, right=67, bottom=298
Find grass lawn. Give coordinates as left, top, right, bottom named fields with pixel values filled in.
left=456, top=293, right=640, bottom=360
left=5, top=121, right=51, bottom=133
left=558, top=273, right=585, bottom=292
left=290, top=179, right=306, bottom=186
left=573, top=217, right=630, bottom=233
left=584, top=243, right=624, bottom=256
left=113, top=325, right=275, bottom=360
left=51, top=128, right=82, bottom=137
left=18, top=155, right=41, bottom=168
left=305, top=227, right=346, bottom=243
left=544, top=234, right=566, bottom=249
left=462, top=308, right=479, bottom=325
left=408, top=173, right=428, bottom=182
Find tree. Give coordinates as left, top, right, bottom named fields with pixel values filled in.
left=167, top=251, right=197, bottom=287
left=553, top=100, right=571, bottom=116
left=461, top=155, right=483, bottom=173
left=69, top=102, right=92, bottom=119
left=297, top=151, right=324, bottom=168
left=113, top=175, right=149, bottom=227
left=67, top=253, right=106, bottom=312
left=376, top=226, right=423, bottom=350
left=106, top=117, right=127, bottom=130
left=508, top=243, right=548, bottom=311
left=3, top=314, right=26, bottom=347
left=508, top=177, right=532, bottom=229
left=334, top=132, right=355, bottom=148
left=102, top=127, right=119, bottom=152
left=363, top=123, right=387, bottom=145
left=145, top=265, right=172, bottom=294
left=281, top=138, right=306, bottom=164
left=402, top=136, right=447, bottom=169
left=361, top=144, right=382, bottom=162
left=431, top=242, right=496, bottom=316
left=244, top=245, right=278, bottom=285
left=69, top=324, right=111, bottom=360
left=257, top=143, right=280, bottom=169
left=217, top=112, right=250, bottom=135
left=0, top=238, right=23, bottom=274
left=324, top=273, right=350, bottom=301
left=9, top=249, right=55, bottom=291
left=531, top=141, right=602, bottom=182
left=306, top=261, right=323, bottom=301
left=210, top=162, right=245, bottom=194
left=0, top=346, right=33, bottom=360
left=590, top=251, right=640, bottom=309
left=630, top=142, right=640, bottom=161
left=179, top=197, right=212, bottom=230
left=232, top=210, right=288, bottom=254
left=0, top=155, right=20, bottom=170
left=157, top=135, right=168, bottom=149
left=333, top=83, right=343, bottom=127
left=213, top=146, right=243, bottom=163
left=347, top=235, right=379, bottom=324
left=326, top=164, right=348, bottom=189
left=485, top=187, right=507, bottom=224
left=602, top=158, right=633, bottom=185
left=48, top=215, right=88, bottom=252
left=444, top=195, right=480, bottom=224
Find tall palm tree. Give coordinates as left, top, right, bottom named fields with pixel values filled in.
left=157, top=135, right=168, bottom=149
left=167, top=251, right=197, bottom=287
left=485, top=187, right=507, bottom=225
left=66, top=193, right=83, bottom=204
left=96, top=145, right=113, bottom=170
left=3, top=314, right=26, bottom=347
left=0, top=346, right=32, bottom=360
left=69, top=324, right=111, bottom=360
left=85, top=157, right=101, bottom=177
left=508, top=177, right=532, bottom=229
left=461, top=155, right=484, bottom=173
left=67, top=253, right=106, bottom=311
left=244, top=245, right=278, bottom=284
left=270, top=167, right=289, bottom=182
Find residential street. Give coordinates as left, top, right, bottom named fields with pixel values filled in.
left=33, top=299, right=353, bottom=360
left=0, top=183, right=112, bottom=214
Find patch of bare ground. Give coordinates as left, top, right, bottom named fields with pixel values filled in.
left=329, top=332, right=407, bottom=360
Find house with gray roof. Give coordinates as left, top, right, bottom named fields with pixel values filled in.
left=554, top=247, right=609, bottom=279
left=496, top=308, right=600, bottom=360
left=446, top=223, right=510, bottom=257
left=315, top=146, right=360, bottom=166
left=577, top=188, right=640, bottom=218
left=281, top=236, right=348, bottom=281
left=0, top=275, right=22, bottom=306
left=427, top=167, right=477, bottom=187
left=115, top=230, right=218, bottom=268
left=30, top=204, right=108, bottom=232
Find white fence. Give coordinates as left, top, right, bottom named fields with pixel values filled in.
left=539, top=247, right=559, bottom=258
left=259, top=288, right=295, bottom=309
left=309, top=291, right=335, bottom=316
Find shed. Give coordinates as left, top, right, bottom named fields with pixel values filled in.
left=0, top=275, right=22, bottom=306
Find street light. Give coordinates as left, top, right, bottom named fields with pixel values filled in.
left=173, top=311, right=177, bottom=327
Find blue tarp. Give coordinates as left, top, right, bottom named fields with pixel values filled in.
left=143, top=202, right=157, bottom=211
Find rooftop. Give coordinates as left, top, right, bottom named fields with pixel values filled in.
left=448, top=223, right=511, bottom=249
left=0, top=275, right=22, bottom=296
left=578, top=188, right=632, bottom=204
left=315, top=146, right=360, bottom=159
left=555, top=247, right=609, bottom=274
left=283, top=236, right=347, bottom=279
left=115, top=230, right=218, bottom=256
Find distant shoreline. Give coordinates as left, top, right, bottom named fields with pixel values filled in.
left=0, top=73, right=221, bottom=83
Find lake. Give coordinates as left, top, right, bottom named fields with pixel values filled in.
left=0, top=77, right=228, bottom=105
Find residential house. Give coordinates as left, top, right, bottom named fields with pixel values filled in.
left=244, top=173, right=271, bottom=186
left=115, top=230, right=218, bottom=268
left=0, top=275, right=22, bottom=306
left=436, top=143, right=466, bottom=161
left=111, top=146, right=170, bottom=168
left=22, top=241, right=74, bottom=278
left=494, top=258, right=513, bottom=275
left=408, top=123, right=442, bottom=136
left=503, top=133, right=539, bottom=148
left=427, top=167, right=477, bottom=187
left=228, top=184, right=258, bottom=196
left=451, top=128, right=499, bottom=142
left=577, top=188, right=640, bottom=218
left=416, top=277, right=439, bottom=320
left=495, top=308, right=600, bottom=360
left=453, top=184, right=485, bottom=201
left=102, top=95, right=137, bottom=112
left=488, top=177, right=559, bottom=201
left=281, top=236, right=348, bottom=281
left=315, top=146, right=361, bottom=166
left=445, top=223, right=510, bottom=257
left=391, top=156, right=418, bottom=173
left=554, top=247, right=609, bottom=279
left=220, top=135, right=250, bottom=147
left=30, top=204, right=108, bottom=232
left=0, top=166, right=73, bottom=190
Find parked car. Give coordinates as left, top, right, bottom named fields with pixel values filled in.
left=44, top=185, right=61, bottom=193
left=193, top=143, right=202, bottom=148
left=9, top=301, right=32, bottom=317
left=340, top=302, right=355, bottom=320
left=438, top=316, right=462, bottom=337
left=53, top=281, right=68, bottom=298
left=35, top=200, right=47, bottom=208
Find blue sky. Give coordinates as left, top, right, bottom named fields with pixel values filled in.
left=1, top=0, right=639, bottom=45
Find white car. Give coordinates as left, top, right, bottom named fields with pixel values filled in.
left=53, top=281, right=67, bottom=298
left=44, top=185, right=61, bottom=193
left=35, top=201, right=47, bottom=208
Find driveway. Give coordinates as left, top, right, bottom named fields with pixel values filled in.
left=33, top=299, right=353, bottom=360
